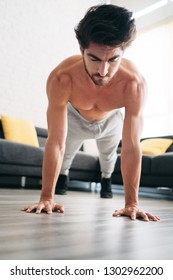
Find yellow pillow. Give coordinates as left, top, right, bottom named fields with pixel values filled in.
left=1, top=115, right=39, bottom=147
left=140, top=138, right=173, bottom=155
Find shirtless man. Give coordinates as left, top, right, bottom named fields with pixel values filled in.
left=22, top=4, right=160, bottom=221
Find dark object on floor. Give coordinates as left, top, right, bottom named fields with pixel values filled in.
left=100, top=178, right=113, bottom=198
left=55, top=174, right=68, bottom=195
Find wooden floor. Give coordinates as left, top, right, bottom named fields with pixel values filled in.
left=0, top=185, right=173, bottom=260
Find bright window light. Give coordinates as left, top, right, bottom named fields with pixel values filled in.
left=134, top=0, right=168, bottom=19
left=100, top=0, right=111, bottom=4
left=125, top=20, right=173, bottom=136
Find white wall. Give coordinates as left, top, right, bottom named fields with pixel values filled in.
left=1, top=0, right=173, bottom=134
left=111, top=0, right=173, bottom=31
left=0, top=0, right=100, bottom=128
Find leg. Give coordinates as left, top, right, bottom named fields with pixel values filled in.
left=97, top=135, right=119, bottom=198
left=56, top=103, right=93, bottom=194
left=55, top=129, right=84, bottom=194
left=96, top=111, right=123, bottom=198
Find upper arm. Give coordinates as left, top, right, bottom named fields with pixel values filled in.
left=46, top=72, right=71, bottom=147
left=122, top=78, right=147, bottom=151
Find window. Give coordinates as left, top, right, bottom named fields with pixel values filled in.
left=125, top=20, right=173, bottom=137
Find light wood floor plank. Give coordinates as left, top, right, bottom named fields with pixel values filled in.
left=0, top=187, right=173, bottom=260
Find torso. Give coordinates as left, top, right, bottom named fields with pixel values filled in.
left=48, top=55, right=143, bottom=122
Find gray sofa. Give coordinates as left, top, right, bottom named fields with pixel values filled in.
left=0, top=121, right=46, bottom=188
left=112, top=136, right=173, bottom=189
left=0, top=120, right=173, bottom=197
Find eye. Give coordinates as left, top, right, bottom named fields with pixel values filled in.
left=90, top=58, right=99, bottom=62
left=109, top=57, right=119, bottom=63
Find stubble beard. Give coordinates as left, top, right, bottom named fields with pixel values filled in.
left=83, top=58, right=110, bottom=87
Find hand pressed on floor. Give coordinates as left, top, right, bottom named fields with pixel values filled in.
left=112, top=206, right=160, bottom=221
left=21, top=200, right=64, bottom=214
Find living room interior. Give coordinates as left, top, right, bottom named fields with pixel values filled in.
left=0, top=0, right=173, bottom=260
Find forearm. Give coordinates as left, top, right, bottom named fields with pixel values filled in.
left=40, top=140, right=65, bottom=200
left=121, top=147, right=142, bottom=208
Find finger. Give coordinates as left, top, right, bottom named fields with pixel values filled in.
left=112, top=209, right=124, bottom=217
left=26, top=205, right=38, bottom=213
left=21, top=206, right=29, bottom=211
left=36, top=206, right=43, bottom=214
left=53, top=204, right=65, bottom=213
left=138, top=211, right=149, bottom=222
left=131, top=210, right=137, bottom=221
left=45, top=205, right=52, bottom=215
left=36, top=204, right=44, bottom=214
left=146, top=213, right=160, bottom=221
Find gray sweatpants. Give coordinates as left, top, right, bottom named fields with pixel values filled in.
left=61, top=102, right=123, bottom=178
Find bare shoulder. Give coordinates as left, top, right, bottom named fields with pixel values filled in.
left=121, top=58, right=146, bottom=84
left=46, top=55, right=82, bottom=99
left=47, top=71, right=70, bottom=100
left=120, top=58, right=147, bottom=113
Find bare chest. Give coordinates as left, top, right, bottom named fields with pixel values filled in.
left=70, top=85, right=124, bottom=111
left=68, top=85, right=125, bottom=121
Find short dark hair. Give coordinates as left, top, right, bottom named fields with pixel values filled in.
left=75, top=4, right=136, bottom=50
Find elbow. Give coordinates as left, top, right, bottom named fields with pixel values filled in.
left=121, top=143, right=142, bottom=158
left=45, top=138, right=66, bottom=156
left=57, top=143, right=66, bottom=157
left=55, top=140, right=66, bottom=153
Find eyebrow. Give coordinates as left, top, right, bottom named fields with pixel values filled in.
left=87, top=53, right=121, bottom=61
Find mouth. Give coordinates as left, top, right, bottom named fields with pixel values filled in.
left=93, top=73, right=109, bottom=81
left=92, top=75, right=110, bottom=86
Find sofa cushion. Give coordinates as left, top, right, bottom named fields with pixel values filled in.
left=166, top=144, right=173, bottom=152
left=114, top=155, right=121, bottom=173
left=151, top=152, right=173, bottom=175
left=0, top=139, right=43, bottom=166
left=113, top=154, right=152, bottom=175
left=1, top=115, right=39, bottom=147
left=141, top=155, right=152, bottom=174
left=71, top=151, right=100, bottom=171
left=0, top=120, right=4, bottom=139
left=140, top=138, right=173, bottom=155
left=0, top=163, right=42, bottom=177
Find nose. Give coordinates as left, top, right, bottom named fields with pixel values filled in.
left=98, top=62, right=109, bottom=77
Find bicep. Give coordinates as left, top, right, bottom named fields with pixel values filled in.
left=46, top=72, right=70, bottom=146
left=122, top=81, right=146, bottom=150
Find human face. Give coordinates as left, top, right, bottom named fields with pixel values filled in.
left=82, top=43, right=123, bottom=86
